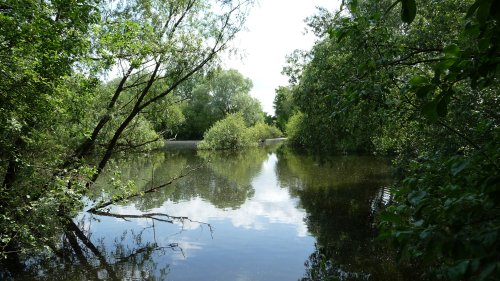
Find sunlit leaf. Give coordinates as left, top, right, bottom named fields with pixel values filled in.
left=409, top=75, right=429, bottom=87
left=443, top=44, right=460, bottom=58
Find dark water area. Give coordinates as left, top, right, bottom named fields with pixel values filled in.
left=4, top=143, right=421, bottom=280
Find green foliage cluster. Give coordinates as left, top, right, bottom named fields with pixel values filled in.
left=247, top=122, right=283, bottom=142
left=197, top=114, right=253, bottom=150
left=275, top=0, right=499, bottom=279
left=177, top=68, right=265, bottom=139
left=197, top=113, right=282, bottom=150
left=284, top=112, right=306, bottom=147
left=380, top=144, right=500, bottom=280
left=273, top=86, right=297, bottom=132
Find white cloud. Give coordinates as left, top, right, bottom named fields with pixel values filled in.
left=224, top=0, right=341, bottom=114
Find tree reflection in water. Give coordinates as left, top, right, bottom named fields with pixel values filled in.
left=92, top=148, right=268, bottom=211
left=7, top=148, right=269, bottom=280
left=10, top=215, right=200, bottom=281
left=275, top=147, right=420, bottom=281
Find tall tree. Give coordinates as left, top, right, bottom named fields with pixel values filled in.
left=179, top=68, right=263, bottom=139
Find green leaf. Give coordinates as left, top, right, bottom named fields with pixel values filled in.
left=478, top=263, right=497, bottom=281
left=476, top=0, right=491, bottom=24
left=422, top=101, right=438, bottom=122
left=415, top=85, right=434, bottom=99
left=478, top=38, right=490, bottom=51
left=436, top=96, right=449, bottom=117
left=409, top=75, right=429, bottom=87
left=408, top=190, right=426, bottom=205
left=447, top=260, right=469, bottom=280
left=443, top=44, right=460, bottom=58
left=466, top=0, right=482, bottom=18
left=379, top=211, right=403, bottom=224
left=401, top=0, right=417, bottom=24
left=451, top=160, right=469, bottom=176
left=395, top=230, right=413, bottom=238
left=349, top=0, right=359, bottom=13
left=435, top=59, right=456, bottom=72
left=336, top=30, right=348, bottom=43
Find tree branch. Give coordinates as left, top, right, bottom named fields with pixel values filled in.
left=88, top=211, right=212, bottom=230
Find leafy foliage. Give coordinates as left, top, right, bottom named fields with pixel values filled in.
left=276, top=0, right=499, bottom=279
left=197, top=113, right=255, bottom=150
left=273, top=86, right=297, bottom=132
left=247, top=122, right=283, bottom=142
left=198, top=113, right=281, bottom=150
left=284, top=112, right=307, bottom=147
left=178, top=68, right=264, bottom=139
left=379, top=144, right=500, bottom=280
left=0, top=0, right=254, bottom=265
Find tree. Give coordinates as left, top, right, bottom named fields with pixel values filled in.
left=273, top=86, right=296, bottom=132
left=0, top=0, right=254, bottom=266
left=280, top=0, right=499, bottom=279
left=178, top=68, right=264, bottom=139
left=210, top=68, right=252, bottom=114
left=1, top=0, right=100, bottom=265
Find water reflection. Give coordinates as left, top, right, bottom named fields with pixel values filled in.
left=276, top=148, right=417, bottom=281
left=4, top=144, right=420, bottom=280
left=83, top=146, right=314, bottom=280
left=93, top=148, right=269, bottom=211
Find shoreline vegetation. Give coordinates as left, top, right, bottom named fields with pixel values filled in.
left=165, top=137, right=287, bottom=149
left=272, top=0, right=499, bottom=280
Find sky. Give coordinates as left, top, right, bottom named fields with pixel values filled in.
left=223, top=0, right=341, bottom=115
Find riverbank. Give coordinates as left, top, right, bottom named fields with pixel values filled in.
left=164, top=138, right=288, bottom=150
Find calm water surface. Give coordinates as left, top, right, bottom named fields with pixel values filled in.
left=15, top=143, right=418, bottom=280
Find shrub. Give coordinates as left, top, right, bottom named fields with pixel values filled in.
left=197, top=113, right=255, bottom=150
left=247, top=122, right=283, bottom=142
left=285, top=112, right=306, bottom=146
left=378, top=142, right=500, bottom=280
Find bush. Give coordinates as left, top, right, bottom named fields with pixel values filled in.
left=247, top=122, right=283, bottom=142
left=285, top=112, right=306, bottom=146
left=197, top=113, right=255, bottom=150
left=379, top=141, right=500, bottom=280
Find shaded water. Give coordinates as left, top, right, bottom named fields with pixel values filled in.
left=10, top=143, right=418, bottom=280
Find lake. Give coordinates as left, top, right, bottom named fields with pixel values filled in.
left=13, top=142, right=419, bottom=280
